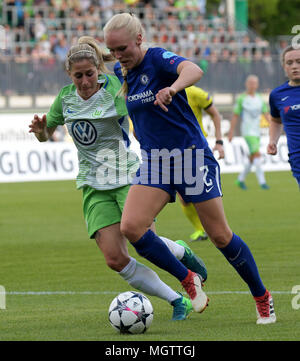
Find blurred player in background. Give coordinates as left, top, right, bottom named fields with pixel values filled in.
left=28, top=36, right=208, bottom=321
left=228, top=75, right=270, bottom=190
left=180, top=85, right=224, bottom=242
left=104, top=12, right=276, bottom=324
left=268, top=45, right=300, bottom=188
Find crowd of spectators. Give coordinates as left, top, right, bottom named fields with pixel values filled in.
left=0, top=0, right=289, bottom=96
left=1, top=0, right=279, bottom=63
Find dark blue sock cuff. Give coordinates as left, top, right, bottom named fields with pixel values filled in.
left=131, top=229, right=188, bottom=282
left=218, top=232, right=242, bottom=260
left=132, top=229, right=156, bottom=256
left=218, top=232, right=266, bottom=297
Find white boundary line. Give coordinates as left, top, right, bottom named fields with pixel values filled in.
left=4, top=290, right=292, bottom=295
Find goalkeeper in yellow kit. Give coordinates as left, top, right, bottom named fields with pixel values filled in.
left=181, top=86, right=225, bottom=241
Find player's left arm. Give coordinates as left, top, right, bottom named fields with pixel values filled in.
left=205, top=104, right=225, bottom=159
left=154, top=61, right=203, bottom=112
left=172, top=61, right=203, bottom=94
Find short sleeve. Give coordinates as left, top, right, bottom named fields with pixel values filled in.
left=269, top=90, right=280, bottom=118
left=233, top=94, right=244, bottom=115
left=114, top=63, right=123, bottom=84
left=151, top=48, right=186, bottom=76
left=46, top=91, right=64, bottom=127
left=197, top=88, right=213, bottom=109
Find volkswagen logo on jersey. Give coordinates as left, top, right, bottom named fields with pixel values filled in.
left=140, top=73, right=149, bottom=85
left=71, top=120, right=97, bottom=145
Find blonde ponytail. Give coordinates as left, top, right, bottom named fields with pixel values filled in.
left=117, top=66, right=128, bottom=97
left=65, top=36, right=115, bottom=73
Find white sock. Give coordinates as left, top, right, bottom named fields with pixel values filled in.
left=253, top=157, right=266, bottom=185
left=238, top=159, right=252, bottom=182
left=159, top=236, right=185, bottom=260
left=119, top=257, right=179, bottom=304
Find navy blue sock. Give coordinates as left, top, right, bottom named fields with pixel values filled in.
left=131, top=229, right=188, bottom=282
left=218, top=233, right=266, bottom=297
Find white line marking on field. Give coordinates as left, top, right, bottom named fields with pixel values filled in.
left=5, top=290, right=292, bottom=295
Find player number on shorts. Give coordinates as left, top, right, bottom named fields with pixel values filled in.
left=199, top=165, right=213, bottom=187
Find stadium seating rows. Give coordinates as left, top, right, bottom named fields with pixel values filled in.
left=1, top=0, right=273, bottom=62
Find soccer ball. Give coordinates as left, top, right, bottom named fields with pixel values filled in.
left=108, top=291, right=154, bottom=334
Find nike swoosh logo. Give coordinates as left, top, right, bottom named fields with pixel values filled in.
left=281, top=96, right=289, bottom=101
left=206, top=186, right=214, bottom=193
left=228, top=247, right=242, bottom=262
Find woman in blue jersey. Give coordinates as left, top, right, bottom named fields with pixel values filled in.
left=268, top=45, right=300, bottom=187
left=28, top=36, right=208, bottom=321
left=104, top=12, right=276, bottom=324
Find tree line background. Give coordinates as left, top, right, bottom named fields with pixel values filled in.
left=207, top=0, right=300, bottom=38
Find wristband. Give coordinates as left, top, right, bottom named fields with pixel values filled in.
left=216, top=140, right=223, bottom=145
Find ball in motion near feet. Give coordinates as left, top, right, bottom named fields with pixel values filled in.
left=108, top=291, right=154, bottom=334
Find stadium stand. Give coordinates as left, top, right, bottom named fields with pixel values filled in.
left=0, top=0, right=287, bottom=107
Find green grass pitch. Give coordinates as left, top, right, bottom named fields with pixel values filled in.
left=0, top=171, right=299, bottom=341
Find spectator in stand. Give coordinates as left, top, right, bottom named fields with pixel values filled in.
left=46, top=10, right=60, bottom=31
left=97, top=0, right=114, bottom=22
left=220, top=47, right=230, bottom=62
left=33, top=12, right=47, bottom=41
left=79, top=0, right=91, bottom=11
left=197, top=0, right=206, bottom=14
left=229, top=50, right=238, bottom=63
left=32, top=35, right=51, bottom=60
left=196, top=23, right=207, bottom=42
left=53, top=34, right=69, bottom=62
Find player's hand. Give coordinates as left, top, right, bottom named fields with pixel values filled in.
left=213, top=144, right=225, bottom=160
left=267, top=143, right=277, bottom=155
left=29, top=114, right=47, bottom=134
left=154, top=87, right=177, bottom=112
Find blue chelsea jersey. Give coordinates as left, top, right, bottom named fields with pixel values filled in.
left=269, top=81, right=300, bottom=156
left=114, top=47, right=208, bottom=152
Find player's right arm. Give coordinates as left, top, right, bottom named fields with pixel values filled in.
left=268, top=89, right=283, bottom=155
left=29, top=114, right=57, bottom=142
left=267, top=116, right=283, bottom=155
left=29, top=88, right=65, bottom=141
left=228, top=95, right=242, bottom=142
left=228, top=114, right=239, bottom=142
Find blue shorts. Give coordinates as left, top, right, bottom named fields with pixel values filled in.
left=289, top=152, right=300, bottom=187
left=132, top=146, right=222, bottom=203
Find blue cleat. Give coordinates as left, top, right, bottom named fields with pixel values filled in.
left=260, top=183, right=270, bottom=190
left=176, top=240, right=207, bottom=282
left=171, top=294, right=193, bottom=321
left=235, top=179, right=247, bottom=190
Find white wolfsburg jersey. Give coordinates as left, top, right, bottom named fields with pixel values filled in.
left=46, top=74, right=139, bottom=190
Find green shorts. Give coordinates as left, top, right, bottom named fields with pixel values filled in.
left=82, top=184, right=130, bottom=239
left=244, top=136, right=260, bottom=155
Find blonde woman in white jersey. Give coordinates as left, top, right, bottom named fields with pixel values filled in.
left=28, top=36, right=208, bottom=321
left=228, top=75, right=270, bottom=190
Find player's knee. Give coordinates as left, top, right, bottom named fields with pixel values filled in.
left=120, top=218, right=147, bottom=242
left=120, top=219, right=135, bottom=239
left=105, top=254, right=129, bottom=272
left=210, top=232, right=232, bottom=248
